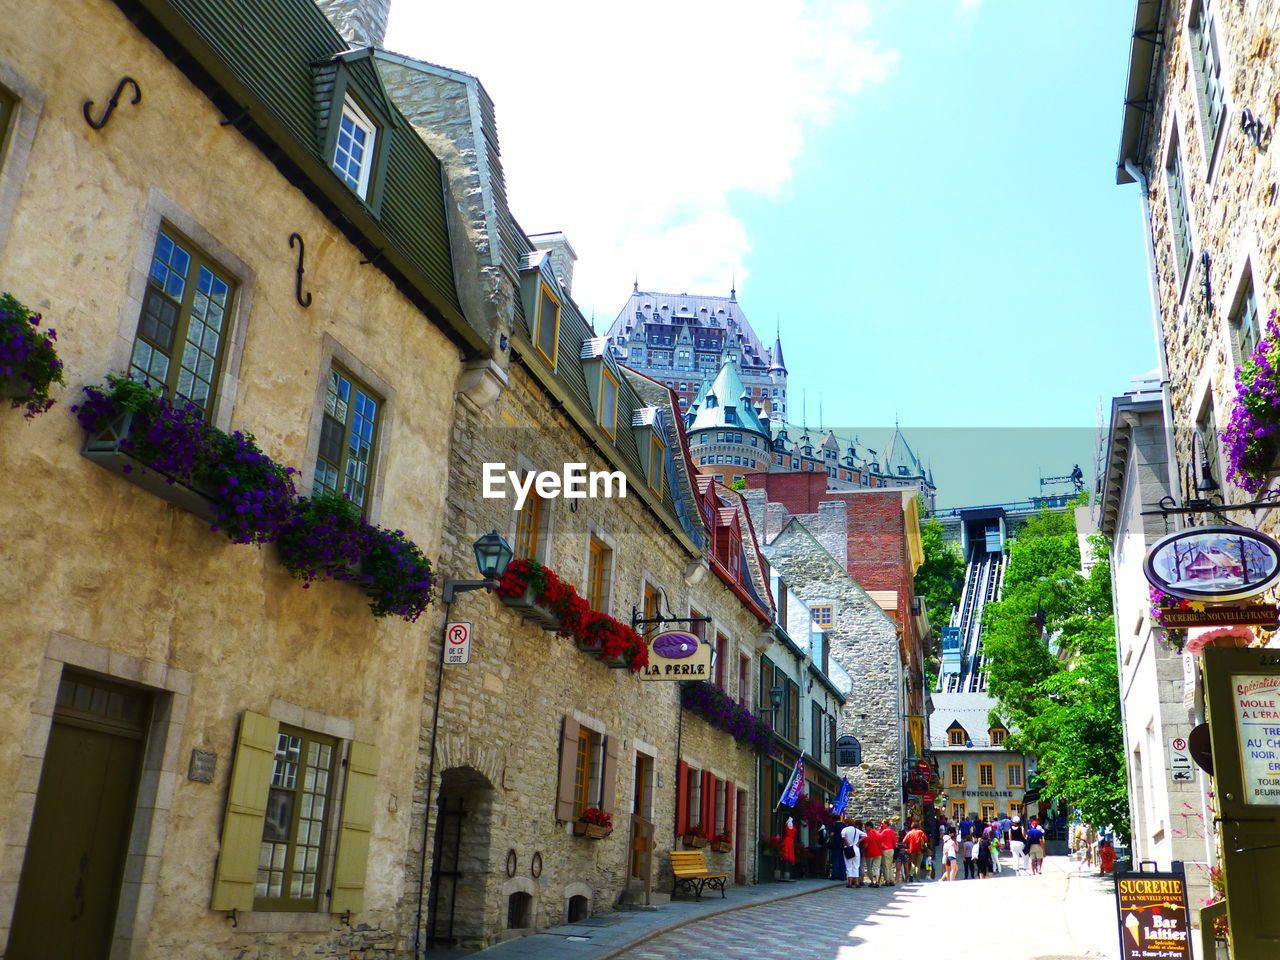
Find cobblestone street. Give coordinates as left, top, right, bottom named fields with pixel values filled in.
left=614, top=858, right=1120, bottom=960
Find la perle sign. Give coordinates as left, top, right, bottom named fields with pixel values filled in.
left=1143, top=526, right=1280, bottom=603
left=639, top=631, right=712, bottom=681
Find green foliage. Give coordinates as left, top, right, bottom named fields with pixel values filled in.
left=982, top=511, right=1129, bottom=838
left=914, top=518, right=964, bottom=639
left=730, top=476, right=746, bottom=491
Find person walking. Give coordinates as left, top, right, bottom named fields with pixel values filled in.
left=976, top=830, right=993, bottom=879
left=962, top=833, right=976, bottom=879
left=1026, top=818, right=1046, bottom=875
left=862, top=819, right=885, bottom=887
left=904, top=822, right=929, bottom=881
left=840, top=818, right=865, bottom=888
left=941, top=831, right=958, bottom=881
left=877, top=819, right=898, bottom=887
left=988, top=821, right=1002, bottom=875
left=1008, top=815, right=1027, bottom=874
left=828, top=820, right=847, bottom=883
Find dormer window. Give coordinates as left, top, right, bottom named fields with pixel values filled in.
left=649, top=434, right=665, bottom=497
left=534, top=282, right=560, bottom=366
left=599, top=367, right=618, bottom=438
left=948, top=726, right=967, bottom=746
left=989, top=727, right=1007, bottom=746
left=332, top=96, right=377, bottom=198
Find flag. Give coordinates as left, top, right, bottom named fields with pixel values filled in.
left=778, top=757, right=805, bottom=808
left=831, top=777, right=852, bottom=817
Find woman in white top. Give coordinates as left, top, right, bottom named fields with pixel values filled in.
left=840, top=820, right=866, bottom=888
left=942, top=832, right=959, bottom=881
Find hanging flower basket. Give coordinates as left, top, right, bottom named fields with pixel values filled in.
left=0, top=292, right=64, bottom=419
left=1224, top=309, right=1280, bottom=492
left=1149, top=586, right=1190, bottom=653
left=1184, top=626, right=1253, bottom=656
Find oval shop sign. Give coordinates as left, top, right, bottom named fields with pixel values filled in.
left=1144, top=525, right=1280, bottom=602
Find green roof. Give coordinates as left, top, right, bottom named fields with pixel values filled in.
left=114, top=0, right=491, bottom=353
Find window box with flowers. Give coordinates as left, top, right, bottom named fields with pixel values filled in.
left=0, top=292, right=64, bottom=419
left=1224, top=310, right=1280, bottom=491
left=710, top=833, right=732, bottom=853
left=496, top=559, right=649, bottom=671
left=573, top=808, right=613, bottom=839
left=276, top=493, right=438, bottom=622
left=683, top=824, right=708, bottom=849
left=680, top=680, right=775, bottom=756
left=75, top=376, right=295, bottom=544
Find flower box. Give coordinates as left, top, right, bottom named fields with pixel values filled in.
left=683, top=834, right=707, bottom=849
left=710, top=840, right=731, bottom=853
left=499, top=585, right=562, bottom=630
left=82, top=411, right=220, bottom=524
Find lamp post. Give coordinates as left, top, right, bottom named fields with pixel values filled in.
left=416, top=532, right=512, bottom=956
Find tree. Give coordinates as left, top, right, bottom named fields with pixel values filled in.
left=914, top=517, right=965, bottom=642
left=981, top=510, right=1129, bottom=837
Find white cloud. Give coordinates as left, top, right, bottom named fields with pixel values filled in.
left=385, top=0, right=897, bottom=323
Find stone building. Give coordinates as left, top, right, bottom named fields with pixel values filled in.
left=603, top=286, right=787, bottom=417
left=1097, top=373, right=1213, bottom=907
left=361, top=21, right=777, bottom=951
left=744, top=493, right=913, bottom=821
left=0, top=0, right=496, bottom=957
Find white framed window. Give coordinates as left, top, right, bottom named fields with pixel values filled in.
left=1188, top=1, right=1226, bottom=164
left=332, top=97, right=377, bottom=199
left=1229, top=272, right=1260, bottom=362
left=1165, top=131, right=1194, bottom=288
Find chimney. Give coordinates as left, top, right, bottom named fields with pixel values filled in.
left=313, top=0, right=390, bottom=47
left=529, top=231, right=578, bottom=297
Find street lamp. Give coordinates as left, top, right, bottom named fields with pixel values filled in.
left=418, top=531, right=513, bottom=952
left=442, top=530, right=513, bottom=602
left=758, top=684, right=784, bottom=719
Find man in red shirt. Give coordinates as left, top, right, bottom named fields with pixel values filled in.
left=862, top=819, right=885, bottom=887
left=904, top=823, right=929, bottom=881
left=877, top=819, right=898, bottom=887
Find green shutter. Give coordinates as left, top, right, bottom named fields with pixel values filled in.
left=211, top=711, right=279, bottom=911
left=330, top=741, right=380, bottom=915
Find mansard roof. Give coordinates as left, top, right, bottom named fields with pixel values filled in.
left=604, top=288, right=779, bottom=371
left=882, top=424, right=926, bottom=479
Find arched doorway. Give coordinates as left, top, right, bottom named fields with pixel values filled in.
left=428, top=766, right=494, bottom=948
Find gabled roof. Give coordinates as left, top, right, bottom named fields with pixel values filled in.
left=685, top=361, right=769, bottom=437
left=882, top=424, right=925, bottom=479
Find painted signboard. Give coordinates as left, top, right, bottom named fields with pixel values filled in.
left=1144, top=526, right=1280, bottom=603
left=835, top=735, right=862, bottom=767
left=1114, top=870, right=1193, bottom=960
left=1160, top=605, right=1280, bottom=628
left=1232, top=674, right=1280, bottom=804
left=638, top=632, right=712, bottom=681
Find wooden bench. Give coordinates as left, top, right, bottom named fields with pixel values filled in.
left=669, top=850, right=728, bottom=901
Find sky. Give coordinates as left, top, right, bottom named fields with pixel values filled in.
left=385, top=0, right=1156, bottom=508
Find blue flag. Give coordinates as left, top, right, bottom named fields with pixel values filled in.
left=831, top=777, right=852, bottom=816
left=779, top=757, right=805, bottom=808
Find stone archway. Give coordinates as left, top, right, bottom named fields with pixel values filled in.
left=428, top=765, right=495, bottom=948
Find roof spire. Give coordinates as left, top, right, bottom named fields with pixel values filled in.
left=633, top=273, right=639, bottom=294
left=769, top=318, right=787, bottom=374
left=730, top=271, right=736, bottom=301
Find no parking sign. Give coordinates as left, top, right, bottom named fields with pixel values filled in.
left=445, top=621, right=472, bottom=664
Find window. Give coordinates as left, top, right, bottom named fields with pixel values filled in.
left=594, top=367, right=619, bottom=439
left=1189, top=1, right=1225, bottom=153
left=314, top=367, right=381, bottom=513
left=714, top=633, right=729, bottom=688
left=514, top=488, right=547, bottom=560
left=1166, top=137, right=1193, bottom=283
left=1008, top=801, right=1024, bottom=818
left=1232, top=275, right=1260, bottom=360
left=129, top=227, right=235, bottom=416
left=978, top=762, right=995, bottom=787
left=949, top=762, right=966, bottom=787
left=1007, top=762, right=1025, bottom=788
left=332, top=96, right=376, bottom=198
left=574, top=726, right=593, bottom=817
left=948, top=728, right=967, bottom=746
left=980, top=802, right=997, bottom=822
left=257, top=727, right=337, bottom=910
left=950, top=800, right=966, bottom=821
left=649, top=434, right=666, bottom=497
left=1197, top=399, right=1221, bottom=493
left=738, top=654, right=749, bottom=709
left=0, top=84, right=14, bottom=162
left=534, top=282, right=560, bottom=366
left=643, top=581, right=661, bottom=622
left=989, top=727, right=1007, bottom=747
left=810, top=703, right=823, bottom=760
left=810, top=605, right=833, bottom=628
left=788, top=680, right=800, bottom=744
left=686, top=767, right=703, bottom=830
left=586, top=536, right=611, bottom=611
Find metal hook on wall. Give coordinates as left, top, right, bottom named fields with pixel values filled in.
left=83, top=76, right=141, bottom=130
left=288, top=233, right=313, bottom=308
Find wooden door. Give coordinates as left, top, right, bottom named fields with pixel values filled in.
left=1203, top=647, right=1280, bottom=960
left=629, top=814, right=654, bottom=904
left=9, top=674, right=149, bottom=960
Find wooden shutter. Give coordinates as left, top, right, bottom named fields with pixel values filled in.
left=701, top=771, right=715, bottom=834
left=556, top=716, right=579, bottom=821
left=211, top=711, right=279, bottom=911
left=724, top=780, right=734, bottom=836
left=600, top=735, right=620, bottom=815
left=330, top=741, right=379, bottom=915
left=675, top=760, right=689, bottom=834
